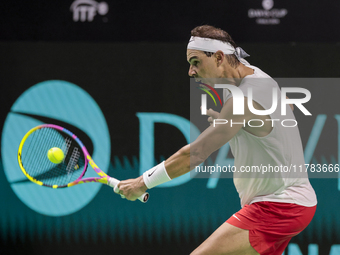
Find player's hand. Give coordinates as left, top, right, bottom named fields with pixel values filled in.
left=206, top=108, right=219, bottom=125
left=115, top=176, right=148, bottom=201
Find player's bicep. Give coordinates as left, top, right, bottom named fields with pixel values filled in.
left=191, top=124, right=238, bottom=159
left=190, top=98, right=246, bottom=163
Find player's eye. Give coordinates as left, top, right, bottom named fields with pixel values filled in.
left=192, top=61, right=199, bottom=66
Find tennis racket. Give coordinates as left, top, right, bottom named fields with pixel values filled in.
left=17, top=124, right=149, bottom=203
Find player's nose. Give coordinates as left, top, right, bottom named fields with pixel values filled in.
left=188, top=66, right=197, bottom=77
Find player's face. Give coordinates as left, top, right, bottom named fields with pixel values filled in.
left=187, top=49, right=220, bottom=83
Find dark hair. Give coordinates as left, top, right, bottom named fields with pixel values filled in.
left=191, top=25, right=240, bottom=68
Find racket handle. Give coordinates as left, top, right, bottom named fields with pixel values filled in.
left=108, top=177, right=149, bottom=203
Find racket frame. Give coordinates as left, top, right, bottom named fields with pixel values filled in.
left=18, top=124, right=149, bottom=202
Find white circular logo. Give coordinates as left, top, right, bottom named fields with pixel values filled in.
left=262, top=0, right=274, bottom=10
left=1, top=80, right=111, bottom=216
left=98, top=2, right=109, bottom=15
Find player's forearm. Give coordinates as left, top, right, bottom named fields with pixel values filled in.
left=165, top=143, right=207, bottom=179
left=116, top=147, right=188, bottom=199
left=164, top=144, right=191, bottom=179
left=142, top=144, right=206, bottom=189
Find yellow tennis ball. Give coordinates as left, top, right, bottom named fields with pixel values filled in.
left=47, top=147, right=65, bottom=164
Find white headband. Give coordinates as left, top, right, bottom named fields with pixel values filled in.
left=187, top=36, right=236, bottom=54
left=187, top=36, right=250, bottom=64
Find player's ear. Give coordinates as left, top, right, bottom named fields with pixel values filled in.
left=215, top=50, right=224, bottom=66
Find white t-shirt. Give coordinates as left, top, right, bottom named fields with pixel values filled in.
left=223, top=65, right=317, bottom=207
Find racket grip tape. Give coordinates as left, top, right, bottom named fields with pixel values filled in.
left=108, top=177, right=149, bottom=203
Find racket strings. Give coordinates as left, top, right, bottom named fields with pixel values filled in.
left=21, top=128, right=85, bottom=187
left=31, top=129, right=55, bottom=178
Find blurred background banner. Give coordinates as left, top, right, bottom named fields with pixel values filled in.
left=1, top=1, right=340, bottom=255
left=1, top=0, right=340, bottom=42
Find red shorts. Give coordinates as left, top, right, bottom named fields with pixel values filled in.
left=226, top=201, right=316, bottom=255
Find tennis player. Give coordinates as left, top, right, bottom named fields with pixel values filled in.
left=117, top=25, right=317, bottom=255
